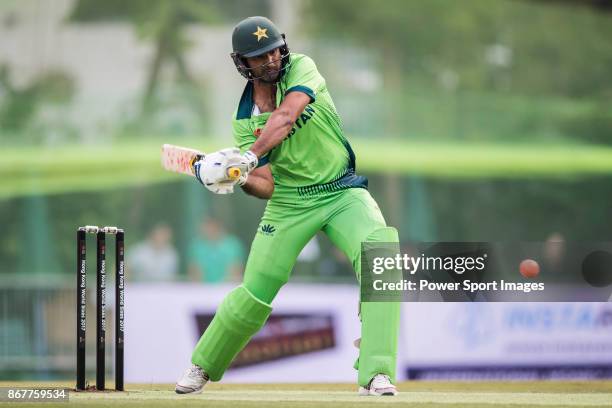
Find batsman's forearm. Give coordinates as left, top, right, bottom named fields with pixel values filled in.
left=249, top=109, right=294, bottom=157
left=241, top=173, right=274, bottom=199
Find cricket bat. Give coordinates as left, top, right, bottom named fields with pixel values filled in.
left=161, top=144, right=242, bottom=180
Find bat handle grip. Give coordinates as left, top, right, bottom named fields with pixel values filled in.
left=227, top=167, right=242, bottom=180
left=189, top=154, right=203, bottom=171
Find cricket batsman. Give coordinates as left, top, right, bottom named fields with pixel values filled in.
left=176, top=16, right=400, bottom=396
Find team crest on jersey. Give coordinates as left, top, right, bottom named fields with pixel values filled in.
left=260, top=224, right=276, bottom=236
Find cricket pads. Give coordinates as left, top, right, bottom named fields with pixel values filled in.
left=191, top=285, right=272, bottom=381
left=357, top=226, right=400, bottom=386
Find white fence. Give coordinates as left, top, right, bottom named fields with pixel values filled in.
left=2, top=281, right=612, bottom=382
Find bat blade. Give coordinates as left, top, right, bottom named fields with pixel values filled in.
left=161, top=144, right=204, bottom=177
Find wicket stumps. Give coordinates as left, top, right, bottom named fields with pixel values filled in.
left=76, top=225, right=125, bottom=391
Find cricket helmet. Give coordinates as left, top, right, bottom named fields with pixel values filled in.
left=230, top=16, right=290, bottom=81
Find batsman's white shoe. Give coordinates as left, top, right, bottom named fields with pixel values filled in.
left=175, top=364, right=209, bottom=394
left=358, top=374, right=398, bottom=396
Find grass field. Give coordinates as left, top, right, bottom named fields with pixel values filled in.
left=1, top=381, right=612, bottom=408
left=4, top=139, right=612, bottom=199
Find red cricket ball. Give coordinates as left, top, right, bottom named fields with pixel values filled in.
left=520, top=259, right=540, bottom=278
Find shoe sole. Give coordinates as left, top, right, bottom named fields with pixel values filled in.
left=175, top=385, right=203, bottom=394
left=358, top=387, right=398, bottom=396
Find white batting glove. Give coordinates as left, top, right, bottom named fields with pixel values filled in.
left=235, top=150, right=258, bottom=187
left=236, top=172, right=248, bottom=186
left=241, top=150, right=258, bottom=173
left=194, top=147, right=243, bottom=194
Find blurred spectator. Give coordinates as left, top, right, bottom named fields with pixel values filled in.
left=542, top=232, right=567, bottom=278
left=319, top=247, right=352, bottom=278
left=188, top=218, right=244, bottom=283
left=543, top=232, right=566, bottom=271
left=128, top=223, right=178, bottom=282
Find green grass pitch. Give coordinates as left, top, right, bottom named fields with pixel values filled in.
left=4, top=138, right=612, bottom=199
left=1, top=381, right=611, bottom=407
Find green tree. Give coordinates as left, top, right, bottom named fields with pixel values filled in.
left=0, top=65, right=74, bottom=136
left=69, top=0, right=269, bottom=126
left=305, top=0, right=612, bottom=97
left=70, top=0, right=217, bottom=123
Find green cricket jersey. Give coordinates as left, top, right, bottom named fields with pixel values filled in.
left=232, top=53, right=367, bottom=199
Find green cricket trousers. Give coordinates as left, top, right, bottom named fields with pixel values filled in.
left=191, top=187, right=400, bottom=386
